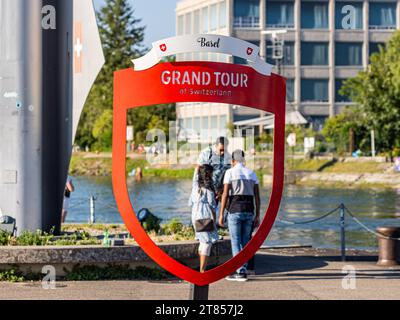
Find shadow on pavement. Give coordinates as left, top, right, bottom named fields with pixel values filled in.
left=255, top=253, right=328, bottom=275
left=252, top=253, right=400, bottom=282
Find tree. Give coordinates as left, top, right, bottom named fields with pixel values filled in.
left=322, top=107, right=369, bottom=155
left=341, top=31, right=400, bottom=154
left=92, top=109, right=113, bottom=151
left=75, top=0, right=146, bottom=150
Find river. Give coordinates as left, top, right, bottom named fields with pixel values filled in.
left=67, top=176, right=400, bottom=251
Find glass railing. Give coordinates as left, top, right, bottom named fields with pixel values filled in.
left=234, top=16, right=260, bottom=28
left=266, top=23, right=294, bottom=29
left=369, top=25, right=397, bottom=30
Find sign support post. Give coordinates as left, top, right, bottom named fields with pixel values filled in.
left=189, top=284, right=209, bottom=300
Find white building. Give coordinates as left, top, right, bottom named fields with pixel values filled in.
left=176, top=0, right=400, bottom=138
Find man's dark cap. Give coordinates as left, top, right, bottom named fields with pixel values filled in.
left=216, top=136, right=229, bottom=146
left=232, top=150, right=245, bottom=163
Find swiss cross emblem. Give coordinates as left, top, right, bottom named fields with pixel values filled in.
left=74, top=22, right=84, bottom=73
left=247, top=47, right=253, bottom=56
left=160, top=44, right=167, bottom=52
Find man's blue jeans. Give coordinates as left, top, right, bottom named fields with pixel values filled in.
left=227, top=212, right=254, bottom=274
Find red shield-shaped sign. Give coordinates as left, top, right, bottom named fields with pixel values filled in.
left=159, top=44, right=167, bottom=52
left=247, top=47, right=253, bottom=56
left=112, top=61, right=286, bottom=286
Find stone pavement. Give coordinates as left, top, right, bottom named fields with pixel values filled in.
left=0, top=248, right=399, bottom=300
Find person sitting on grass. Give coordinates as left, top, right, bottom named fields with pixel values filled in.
left=189, top=165, right=219, bottom=273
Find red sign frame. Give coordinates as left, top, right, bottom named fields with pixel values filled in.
left=112, top=61, right=286, bottom=286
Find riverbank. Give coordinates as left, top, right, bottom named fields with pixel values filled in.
left=69, top=153, right=400, bottom=189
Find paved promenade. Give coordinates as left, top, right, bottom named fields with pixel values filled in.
left=1, top=248, right=399, bottom=300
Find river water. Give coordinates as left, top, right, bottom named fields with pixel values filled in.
left=68, top=176, right=400, bottom=250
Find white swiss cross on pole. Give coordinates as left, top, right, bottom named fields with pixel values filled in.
left=74, top=22, right=83, bottom=73
left=72, top=0, right=105, bottom=143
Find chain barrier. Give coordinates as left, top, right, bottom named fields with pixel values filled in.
left=276, top=205, right=342, bottom=225
left=68, top=200, right=88, bottom=209
left=71, top=196, right=400, bottom=242
left=344, top=205, right=400, bottom=241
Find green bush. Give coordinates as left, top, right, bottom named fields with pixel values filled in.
left=15, top=230, right=52, bottom=246
left=0, top=231, right=11, bottom=246
left=0, top=269, right=25, bottom=283
left=141, top=213, right=162, bottom=234
left=162, top=218, right=184, bottom=235
left=160, top=219, right=196, bottom=241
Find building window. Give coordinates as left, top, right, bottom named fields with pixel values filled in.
left=335, top=79, right=351, bottom=103
left=177, top=15, right=184, bottom=35
left=185, top=12, right=192, bottom=35
left=193, top=10, right=200, bottom=34
left=301, top=79, right=329, bottom=102
left=234, top=0, right=260, bottom=28
left=301, top=42, right=329, bottom=65
left=233, top=56, right=248, bottom=65
left=369, top=42, right=385, bottom=56
left=201, top=117, right=210, bottom=140
left=335, top=2, right=363, bottom=30
left=219, top=1, right=227, bottom=28
left=219, top=115, right=228, bottom=131
left=193, top=117, right=201, bottom=134
left=301, top=2, right=329, bottom=29
left=309, top=116, right=326, bottom=132
left=210, top=116, right=218, bottom=130
left=210, top=4, right=218, bottom=31
left=335, top=42, right=363, bottom=66
left=266, top=41, right=295, bottom=65
left=266, top=1, right=294, bottom=28
left=369, top=2, right=397, bottom=29
left=287, top=79, right=295, bottom=102
left=185, top=118, right=193, bottom=130
left=202, top=7, right=209, bottom=33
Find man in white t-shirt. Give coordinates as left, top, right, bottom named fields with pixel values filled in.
left=218, top=150, right=261, bottom=282
left=61, top=176, right=75, bottom=223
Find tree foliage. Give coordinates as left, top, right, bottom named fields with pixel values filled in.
left=75, top=0, right=146, bottom=150
left=322, top=107, right=369, bottom=154
left=92, top=109, right=114, bottom=151
left=341, top=31, right=400, bottom=154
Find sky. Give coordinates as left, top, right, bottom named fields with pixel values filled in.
left=93, top=0, right=177, bottom=48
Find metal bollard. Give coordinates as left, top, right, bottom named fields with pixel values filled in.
left=89, top=196, right=96, bottom=224
left=340, top=204, right=346, bottom=262
left=377, top=227, right=400, bottom=266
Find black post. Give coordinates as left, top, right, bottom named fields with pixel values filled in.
left=340, top=204, right=346, bottom=262
left=41, top=0, right=73, bottom=234
left=189, top=284, right=209, bottom=300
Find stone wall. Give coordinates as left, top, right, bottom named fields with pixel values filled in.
left=0, top=240, right=232, bottom=275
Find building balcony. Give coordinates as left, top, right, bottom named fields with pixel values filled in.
left=266, top=23, right=295, bottom=30
left=369, top=25, right=397, bottom=31
left=234, top=16, right=260, bottom=29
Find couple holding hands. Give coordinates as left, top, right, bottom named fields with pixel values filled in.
left=189, top=137, right=261, bottom=282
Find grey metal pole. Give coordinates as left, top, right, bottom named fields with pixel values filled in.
left=340, top=204, right=346, bottom=262
left=0, top=0, right=44, bottom=233
left=0, top=1, right=73, bottom=235
left=89, top=196, right=96, bottom=224
left=371, top=130, right=376, bottom=158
